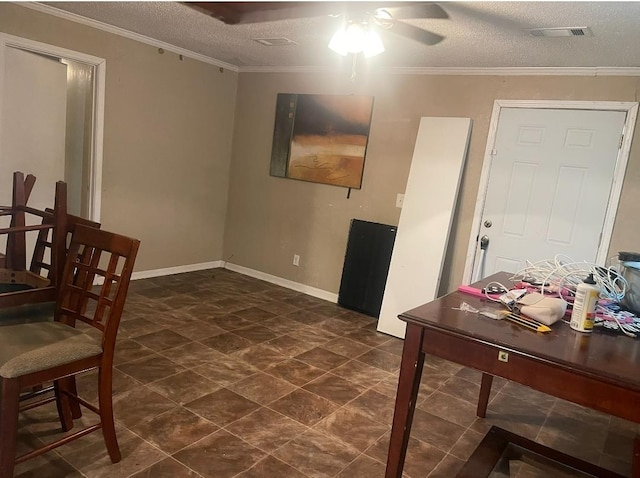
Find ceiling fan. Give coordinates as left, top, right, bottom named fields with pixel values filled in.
left=188, top=2, right=449, bottom=47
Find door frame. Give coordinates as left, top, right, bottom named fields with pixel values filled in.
left=462, top=99, right=639, bottom=284
left=0, top=32, right=105, bottom=222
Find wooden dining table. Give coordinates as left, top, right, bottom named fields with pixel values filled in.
left=385, top=272, right=640, bottom=477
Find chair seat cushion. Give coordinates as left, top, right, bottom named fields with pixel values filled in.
left=0, top=322, right=102, bottom=379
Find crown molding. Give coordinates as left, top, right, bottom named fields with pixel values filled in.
left=18, top=3, right=640, bottom=78
left=21, top=2, right=239, bottom=72
left=239, top=65, right=640, bottom=76
left=384, top=66, right=640, bottom=76
left=239, top=65, right=326, bottom=74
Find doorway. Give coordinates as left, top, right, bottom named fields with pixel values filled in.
left=463, top=100, right=638, bottom=283
left=0, top=32, right=105, bottom=222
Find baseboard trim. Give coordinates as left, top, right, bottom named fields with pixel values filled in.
left=131, top=261, right=224, bottom=281
left=224, top=262, right=338, bottom=303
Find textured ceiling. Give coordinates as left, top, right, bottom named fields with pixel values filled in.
left=41, top=2, right=640, bottom=70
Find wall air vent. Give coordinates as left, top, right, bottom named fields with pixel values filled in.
left=529, top=27, right=593, bottom=37
left=253, top=37, right=297, bottom=46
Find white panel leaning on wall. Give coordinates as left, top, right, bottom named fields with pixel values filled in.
left=377, top=117, right=472, bottom=339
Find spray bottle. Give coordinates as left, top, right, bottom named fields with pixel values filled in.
left=570, top=274, right=599, bottom=333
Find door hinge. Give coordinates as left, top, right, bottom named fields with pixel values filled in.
left=619, top=133, right=624, bottom=149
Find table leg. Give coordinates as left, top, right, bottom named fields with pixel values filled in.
left=477, top=373, right=493, bottom=418
left=633, top=434, right=639, bottom=478
left=385, top=323, right=426, bottom=478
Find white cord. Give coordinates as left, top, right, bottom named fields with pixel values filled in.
left=597, top=305, right=637, bottom=338
left=511, top=255, right=627, bottom=302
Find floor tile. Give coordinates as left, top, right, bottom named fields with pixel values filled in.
left=228, top=371, right=296, bottom=405
left=356, top=348, right=401, bottom=373
left=129, top=457, right=201, bottom=477
left=427, top=453, right=465, bottom=478
left=200, top=332, right=253, bottom=354
left=313, top=407, right=388, bottom=451
left=288, top=328, right=337, bottom=348
left=295, top=347, right=350, bottom=371
left=225, top=407, right=308, bottom=453
left=410, top=408, right=466, bottom=453
left=232, top=306, right=277, bottom=321
left=130, top=406, right=218, bottom=453
left=63, top=434, right=166, bottom=478
left=233, top=324, right=280, bottom=343
left=286, top=309, right=327, bottom=326
left=171, top=320, right=226, bottom=341
left=336, top=454, right=386, bottom=478
left=184, top=388, right=261, bottom=426
left=118, top=317, right=166, bottom=339
left=331, top=359, right=391, bottom=388
left=265, top=335, right=314, bottom=356
left=237, top=455, right=308, bottom=478
left=346, top=389, right=396, bottom=426
left=269, top=389, right=339, bottom=426
left=273, top=429, right=360, bottom=478
left=417, top=390, right=479, bottom=428
left=159, top=341, right=226, bottom=368
left=14, top=446, right=84, bottom=478
left=26, top=269, right=638, bottom=478
left=133, top=329, right=192, bottom=351
left=173, top=429, right=265, bottom=478
left=113, top=338, right=156, bottom=365
left=264, top=358, right=326, bottom=386
left=146, top=370, right=220, bottom=405
left=191, top=356, right=258, bottom=386
left=116, top=354, right=184, bottom=384
left=449, top=428, right=486, bottom=461
left=208, top=314, right=254, bottom=331
left=113, top=386, right=177, bottom=428
left=303, top=373, right=366, bottom=405
left=322, top=337, right=372, bottom=357
left=231, top=343, right=288, bottom=370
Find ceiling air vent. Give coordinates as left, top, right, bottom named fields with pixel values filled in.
left=253, top=37, right=297, bottom=46
left=529, top=27, right=593, bottom=37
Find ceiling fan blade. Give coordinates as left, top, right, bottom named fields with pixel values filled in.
left=387, top=20, right=444, bottom=46
left=188, top=2, right=347, bottom=24
left=188, top=2, right=447, bottom=24
left=382, top=4, right=448, bottom=20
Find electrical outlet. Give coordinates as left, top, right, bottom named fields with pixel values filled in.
left=396, top=193, right=404, bottom=208
left=293, top=254, right=300, bottom=266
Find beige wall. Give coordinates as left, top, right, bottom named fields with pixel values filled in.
left=3, top=4, right=638, bottom=291
left=0, top=4, right=238, bottom=271
left=225, top=72, right=640, bottom=294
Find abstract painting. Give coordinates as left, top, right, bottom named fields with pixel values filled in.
left=270, top=94, right=374, bottom=189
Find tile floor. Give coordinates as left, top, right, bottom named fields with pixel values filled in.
left=12, top=269, right=638, bottom=477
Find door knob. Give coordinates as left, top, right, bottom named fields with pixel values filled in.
left=480, top=235, right=489, bottom=250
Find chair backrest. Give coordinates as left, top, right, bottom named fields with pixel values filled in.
left=55, top=225, right=140, bottom=354
left=30, top=209, right=101, bottom=279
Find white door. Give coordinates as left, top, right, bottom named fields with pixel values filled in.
left=473, top=107, right=626, bottom=278
left=0, top=46, right=67, bottom=265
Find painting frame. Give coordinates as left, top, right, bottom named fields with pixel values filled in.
left=270, top=93, right=374, bottom=189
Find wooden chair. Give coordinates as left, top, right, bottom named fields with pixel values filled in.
left=0, top=172, right=69, bottom=308
left=0, top=225, right=140, bottom=477
left=30, top=208, right=101, bottom=281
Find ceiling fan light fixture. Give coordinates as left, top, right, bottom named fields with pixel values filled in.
left=328, top=22, right=385, bottom=58
left=328, top=25, right=350, bottom=55
left=363, top=29, right=385, bottom=57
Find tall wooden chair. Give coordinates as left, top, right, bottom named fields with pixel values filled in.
left=0, top=172, right=69, bottom=308
left=0, top=225, right=140, bottom=477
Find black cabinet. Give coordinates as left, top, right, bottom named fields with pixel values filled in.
left=338, top=219, right=396, bottom=318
